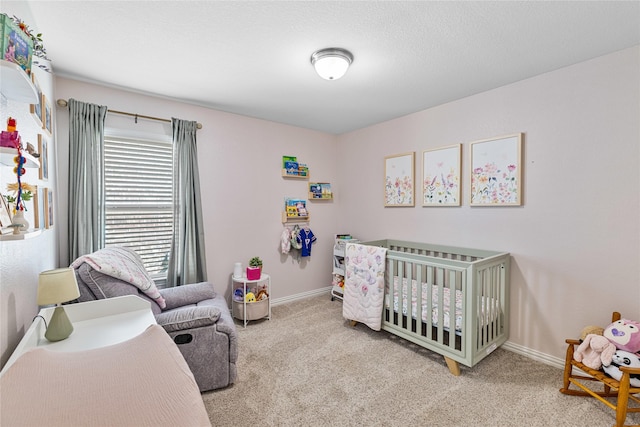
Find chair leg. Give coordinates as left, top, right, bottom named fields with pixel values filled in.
left=615, top=374, right=631, bottom=427
left=560, top=342, right=575, bottom=393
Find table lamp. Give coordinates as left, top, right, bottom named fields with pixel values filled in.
left=37, top=268, right=81, bottom=342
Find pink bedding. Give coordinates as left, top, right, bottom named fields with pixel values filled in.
left=0, top=325, right=211, bottom=427
left=342, top=243, right=388, bottom=331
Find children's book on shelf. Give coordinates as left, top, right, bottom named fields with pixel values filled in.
left=295, top=200, right=308, bottom=216
left=282, top=156, right=299, bottom=175
left=310, top=182, right=332, bottom=199
left=285, top=198, right=308, bottom=217
left=282, top=155, right=297, bottom=167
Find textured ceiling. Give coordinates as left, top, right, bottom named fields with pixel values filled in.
left=4, top=1, right=640, bottom=134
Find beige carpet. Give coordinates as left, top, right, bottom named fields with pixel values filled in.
left=202, top=294, right=639, bottom=426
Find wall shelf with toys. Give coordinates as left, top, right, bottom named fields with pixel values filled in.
left=0, top=229, right=42, bottom=241
left=282, top=198, right=310, bottom=224
left=281, top=212, right=311, bottom=223
left=281, top=155, right=309, bottom=179
left=0, top=116, right=41, bottom=238
left=0, top=60, right=38, bottom=104
left=0, top=147, right=39, bottom=168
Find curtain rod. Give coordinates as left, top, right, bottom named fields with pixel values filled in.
left=56, top=99, right=203, bottom=129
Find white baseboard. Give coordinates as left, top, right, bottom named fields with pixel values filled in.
left=271, top=288, right=568, bottom=371
left=501, top=340, right=565, bottom=370
left=271, top=286, right=333, bottom=306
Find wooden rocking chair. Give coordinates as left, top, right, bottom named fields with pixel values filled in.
left=560, top=312, right=640, bottom=427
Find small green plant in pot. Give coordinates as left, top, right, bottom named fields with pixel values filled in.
left=246, top=256, right=263, bottom=280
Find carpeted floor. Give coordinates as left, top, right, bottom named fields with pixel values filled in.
left=202, top=294, right=639, bottom=426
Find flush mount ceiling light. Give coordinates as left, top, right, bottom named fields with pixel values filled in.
left=310, top=48, right=353, bottom=80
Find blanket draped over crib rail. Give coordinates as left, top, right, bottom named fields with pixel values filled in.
left=342, top=243, right=387, bottom=331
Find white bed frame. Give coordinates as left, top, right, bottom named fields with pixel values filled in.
left=362, top=239, right=510, bottom=375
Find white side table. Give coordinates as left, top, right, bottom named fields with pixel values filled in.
left=230, top=273, right=271, bottom=328
left=1, top=295, right=156, bottom=375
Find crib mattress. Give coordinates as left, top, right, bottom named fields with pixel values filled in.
left=387, top=277, right=497, bottom=332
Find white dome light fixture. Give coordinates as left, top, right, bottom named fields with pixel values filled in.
left=310, top=48, right=353, bottom=80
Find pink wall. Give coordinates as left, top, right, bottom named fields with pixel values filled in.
left=54, top=78, right=340, bottom=302
left=337, top=46, right=640, bottom=361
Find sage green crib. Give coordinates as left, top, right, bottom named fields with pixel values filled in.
left=362, top=239, right=510, bottom=375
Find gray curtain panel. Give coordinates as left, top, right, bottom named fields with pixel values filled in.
left=67, top=99, right=108, bottom=263
left=167, top=118, right=208, bottom=286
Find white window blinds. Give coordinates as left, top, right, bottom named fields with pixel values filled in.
left=103, top=135, right=173, bottom=280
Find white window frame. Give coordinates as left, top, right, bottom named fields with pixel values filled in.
left=103, top=129, right=173, bottom=285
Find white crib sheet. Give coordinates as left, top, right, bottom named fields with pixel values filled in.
left=386, top=277, right=463, bottom=331
left=386, top=277, right=499, bottom=332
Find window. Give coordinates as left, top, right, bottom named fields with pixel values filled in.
left=103, top=135, right=173, bottom=283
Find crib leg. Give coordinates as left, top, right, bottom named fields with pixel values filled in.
left=444, top=357, right=461, bottom=376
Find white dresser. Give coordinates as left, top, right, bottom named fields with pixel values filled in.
left=1, top=295, right=156, bottom=375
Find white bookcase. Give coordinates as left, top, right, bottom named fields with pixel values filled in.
left=331, top=235, right=358, bottom=301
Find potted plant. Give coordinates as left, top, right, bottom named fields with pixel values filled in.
left=246, top=256, right=262, bottom=280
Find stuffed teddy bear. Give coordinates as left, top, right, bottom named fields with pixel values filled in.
left=245, top=292, right=256, bottom=303
left=574, top=333, right=617, bottom=370
left=602, top=349, right=640, bottom=387
left=580, top=325, right=604, bottom=341
left=603, top=319, right=640, bottom=353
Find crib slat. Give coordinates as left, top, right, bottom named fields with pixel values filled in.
left=406, top=260, right=413, bottom=332
left=426, top=265, right=433, bottom=341
left=436, top=267, right=444, bottom=346
left=416, top=264, right=423, bottom=335
left=387, top=258, right=396, bottom=326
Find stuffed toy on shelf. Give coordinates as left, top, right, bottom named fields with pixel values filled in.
left=602, top=350, right=640, bottom=387
left=573, top=334, right=616, bottom=370
left=603, top=318, right=640, bottom=353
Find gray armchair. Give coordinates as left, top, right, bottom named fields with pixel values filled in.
left=72, top=261, right=237, bottom=392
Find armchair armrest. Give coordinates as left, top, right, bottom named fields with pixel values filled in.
left=159, top=282, right=216, bottom=310
left=156, top=306, right=221, bottom=333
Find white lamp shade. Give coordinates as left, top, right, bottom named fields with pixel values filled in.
left=37, top=268, right=80, bottom=306
left=311, top=48, right=353, bottom=80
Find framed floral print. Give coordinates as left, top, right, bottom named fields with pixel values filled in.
left=470, top=133, right=523, bottom=206
left=384, top=152, right=415, bottom=207
left=422, top=144, right=461, bottom=206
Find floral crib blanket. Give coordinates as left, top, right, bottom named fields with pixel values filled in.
left=342, top=243, right=387, bottom=331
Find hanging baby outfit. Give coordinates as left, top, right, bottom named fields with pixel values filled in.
left=296, top=227, right=317, bottom=257
left=290, top=225, right=302, bottom=250
left=280, top=227, right=292, bottom=254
